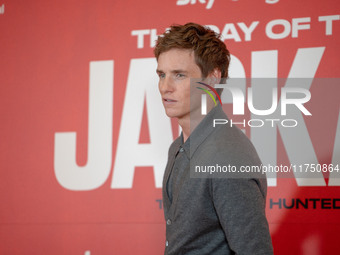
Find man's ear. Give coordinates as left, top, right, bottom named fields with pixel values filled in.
left=207, top=68, right=222, bottom=85
left=212, top=68, right=222, bottom=79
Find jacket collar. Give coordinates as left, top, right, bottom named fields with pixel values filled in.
left=186, top=104, right=227, bottom=158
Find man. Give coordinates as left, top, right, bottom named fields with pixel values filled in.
left=154, top=22, right=273, bottom=255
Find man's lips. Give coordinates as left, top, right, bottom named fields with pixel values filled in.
left=163, top=98, right=177, bottom=103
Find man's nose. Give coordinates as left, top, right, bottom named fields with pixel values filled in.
left=159, top=77, right=174, bottom=94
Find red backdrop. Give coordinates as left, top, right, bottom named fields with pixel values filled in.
left=1, top=0, right=340, bottom=254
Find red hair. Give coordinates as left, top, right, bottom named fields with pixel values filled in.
left=154, top=22, right=230, bottom=80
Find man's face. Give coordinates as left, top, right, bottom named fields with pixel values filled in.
left=156, top=48, right=202, bottom=120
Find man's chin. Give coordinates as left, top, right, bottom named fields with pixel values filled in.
left=165, top=112, right=177, bottom=118
left=165, top=110, right=189, bottom=120
left=164, top=109, right=179, bottom=118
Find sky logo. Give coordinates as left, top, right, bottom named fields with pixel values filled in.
left=176, top=0, right=279, bottom=10
left=176, top=0, right=215, bottom=10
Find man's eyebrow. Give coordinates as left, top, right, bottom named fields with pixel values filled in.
left=156, top=69, right=188, bottom=74
left=171, top=69, right=188, bottom=73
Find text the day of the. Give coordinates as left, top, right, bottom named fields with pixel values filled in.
left=131, top=15, right=340, bottom=48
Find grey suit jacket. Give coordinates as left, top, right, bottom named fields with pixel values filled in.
left=162, top=105, right=273, bottom=255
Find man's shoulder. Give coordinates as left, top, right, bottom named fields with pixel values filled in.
left=196, top=105, right=257, bottom=155
left=206, top=124, right=255, bottom=152
left=196, top=124, right=262, bottom=166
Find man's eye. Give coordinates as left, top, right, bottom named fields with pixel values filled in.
left=176, top=73, right=185, bottom=78
left=159, top=73, right=165, bottom=79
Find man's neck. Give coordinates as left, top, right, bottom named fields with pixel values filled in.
left=178, top=118, right=190, bottom=143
